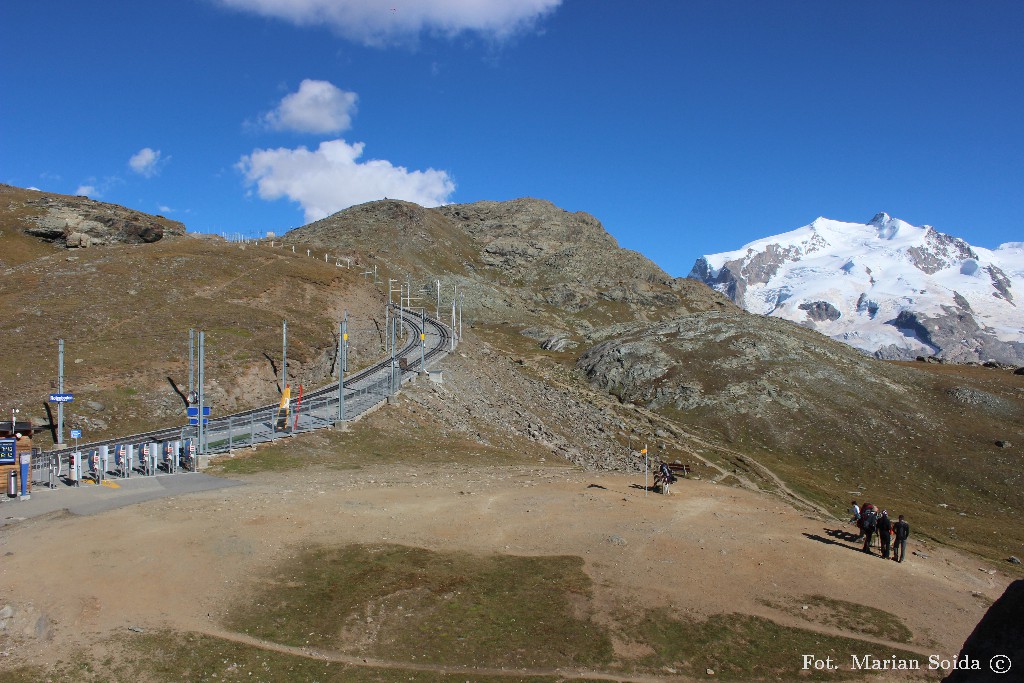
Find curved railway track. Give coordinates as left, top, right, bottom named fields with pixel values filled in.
left=43, top=310, right=453, bottom=463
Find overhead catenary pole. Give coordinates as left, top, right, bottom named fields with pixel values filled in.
left=399, top=282, right=405, bottom=337
left=387, top=278, right=400, bottom=351
left=57, top=339, right=65, bottom=445
left=337, top=311, right=348, bottom=424
left=390, top=306, right=398, bottom=395
left=282, top=320, right=288, bottom=392
left=420, top=309, right=426, bottom=370
left=188, top=328, right=195, bottom=398
left=198, top=331, right=205, bottom=455
left=343, top=310, right=349, bottom=374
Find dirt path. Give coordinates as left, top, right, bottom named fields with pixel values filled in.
left=0, top=460, right=1011, bottom=679
left=202, top=628, right=694, bottom=683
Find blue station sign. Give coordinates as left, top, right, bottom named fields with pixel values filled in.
left=49, top=393, right=74, bottom=403
left=0, top=438, right=15, bottom=465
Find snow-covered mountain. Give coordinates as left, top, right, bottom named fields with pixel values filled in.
left=688, top=213, right=1024, bottom=364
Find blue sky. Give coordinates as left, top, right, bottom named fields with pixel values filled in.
left=2, top=0, right=1022, bottom=276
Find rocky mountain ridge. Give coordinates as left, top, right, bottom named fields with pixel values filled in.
left=289, top=198, right=731, bottom=339
left=688, top=212, right=1024, bottom=364
left=1, top=184, right=186, bottom=248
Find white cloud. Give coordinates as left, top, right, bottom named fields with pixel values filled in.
left=263, top=80, right=358, bottom=134
left=216, top=0, right=562, bottom=45
left=238, top=138, right=455, bottom=221
left=158, top=205, right=173, bottom=214
left=129, top=147, right=163, bottom=177
left=76, top=185, right=97, bottom=197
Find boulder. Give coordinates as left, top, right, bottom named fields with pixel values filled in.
left=66, top=231, right=92, bottom=248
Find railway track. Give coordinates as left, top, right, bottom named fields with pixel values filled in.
left=40, top=309, right=453, bottom=468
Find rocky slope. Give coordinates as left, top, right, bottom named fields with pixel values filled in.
left=1, top=184, right=186, bottom=248
left=288, top=197, right=730, bottom=336
left=689, top=212, right=1024, bottom=364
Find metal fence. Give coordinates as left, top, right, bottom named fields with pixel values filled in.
left=25, top=316, right=450, bottom=487
left=200, top=373, right=395, bottom=454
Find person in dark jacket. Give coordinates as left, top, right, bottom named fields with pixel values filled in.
left=877, top=510, right=892, bottom=559
left=658, top=461, right=675, bottom=494
left=892, top=515, right=910, bottom=562
left=860, top=504, right=877, bottom=554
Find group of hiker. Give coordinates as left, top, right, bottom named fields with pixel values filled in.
left=849, top=501, right=910, bottom=562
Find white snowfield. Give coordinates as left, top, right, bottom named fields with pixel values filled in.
left=689, top=213, right=1024, bottom=362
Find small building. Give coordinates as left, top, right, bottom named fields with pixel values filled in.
left=1, top=419, right=35, bottom=497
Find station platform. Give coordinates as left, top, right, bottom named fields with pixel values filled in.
left=0, top=472, right=243, bottom=527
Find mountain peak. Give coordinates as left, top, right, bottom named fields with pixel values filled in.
left=688, top=213, right=1024, bottom=364
left=868, top=211, right=904, bottom=239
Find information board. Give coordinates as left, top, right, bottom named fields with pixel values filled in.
left=0, top=438, right=15, bottom=465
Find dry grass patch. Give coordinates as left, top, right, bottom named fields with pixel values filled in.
left=759, top=595, right=914, bottom=644
left=225, top=543, right=614, bottom=670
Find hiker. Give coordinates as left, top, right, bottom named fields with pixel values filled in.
left=850, top=500, right=862, bottom=539
left=658, top=461, right=675, bottom=494
left=877, top=510, right=892, bottom=559
left=893, top=515, right=910, bottom=563
left=860, top=504, right=878, bottom=554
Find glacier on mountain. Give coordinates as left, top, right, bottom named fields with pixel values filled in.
left=688, top=214, right=1024, bottom=364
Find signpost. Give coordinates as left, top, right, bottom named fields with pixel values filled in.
left=187, top=406, right=210, bottom=426
left=642, top=445, right=648, bottom=497
left=50, top=390, right=74, bottom=445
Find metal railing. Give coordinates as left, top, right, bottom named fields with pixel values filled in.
left=26, top=311, right=453, bottom=486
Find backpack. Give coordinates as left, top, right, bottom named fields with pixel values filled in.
left=861, top=508, right=877, bottom=531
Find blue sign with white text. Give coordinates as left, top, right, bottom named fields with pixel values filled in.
left=49, top=393, right=74, bottom=403
left=0, top=438, right=15, bottom=465
left=70, top=429, right=82, bottom=439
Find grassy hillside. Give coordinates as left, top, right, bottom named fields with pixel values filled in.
left=0, top=200, right=391, bottom=443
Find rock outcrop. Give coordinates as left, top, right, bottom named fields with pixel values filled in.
left=6, top=185, right=187, bottom=247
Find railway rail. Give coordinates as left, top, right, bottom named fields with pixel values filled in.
left=30, top=309, right=453, bottom=484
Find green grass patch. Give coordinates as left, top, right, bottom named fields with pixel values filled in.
left=208, top=407, right=554, bottom=476
left=760, top=595, right=913, bottom=644
left=226, top=543, right=614, bottom=670
left=7, top=631, right=572, bottom=683
left=633, top=609, right=932, bottom=681
left=209, top=438, right=359, bottom=475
